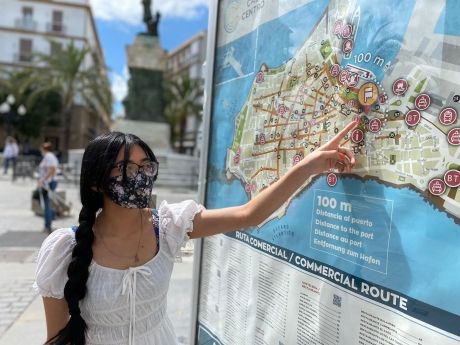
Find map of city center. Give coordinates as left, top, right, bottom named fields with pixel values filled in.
left=224, top=0, right=460, bottom=223
left=199, top=1, right=460, bottom=338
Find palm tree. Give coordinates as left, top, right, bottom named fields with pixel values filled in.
left=0, top=69, right=62, bottom=140
left=164, top=75, right=203, bottom=153
left=30, top=41, right=112, bottom=157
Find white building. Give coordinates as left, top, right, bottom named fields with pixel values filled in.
left=0, top=0, right=109, bottom=154
left=166, top=30, right=207, bottom=80
left=0, top=0, right=103, bottom=70
left=166, top=30, right=207, bottom=156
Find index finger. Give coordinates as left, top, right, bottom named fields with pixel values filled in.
left=328, top=120, right=359, bottom=147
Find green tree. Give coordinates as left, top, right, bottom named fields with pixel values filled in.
left=0, top=69, right=62, bottom=139
left=163, top=75, right=203, bottom=153
left=30, top=41, right=112, bottom=154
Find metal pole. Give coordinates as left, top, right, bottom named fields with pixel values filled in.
left=6, top=109, right=13, bottom=136
left=188, top=1, right=219, bottom=344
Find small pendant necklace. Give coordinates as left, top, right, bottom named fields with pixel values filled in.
left=95, top=209, right=146, bottom=264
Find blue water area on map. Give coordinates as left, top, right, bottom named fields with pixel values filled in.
left=310, top=188, right=394, bottom=274
left=214, top=0, right=330, bottom=85
left=207, top=179, right=248, bottom=209
left=435, top=0, right=460, bottom=37
left=341, top=0, right=416, bottom=81
left=207, top=0, right=460, bottom=317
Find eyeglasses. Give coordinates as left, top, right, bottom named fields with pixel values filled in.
left=113, top=161, right=159, bottom=178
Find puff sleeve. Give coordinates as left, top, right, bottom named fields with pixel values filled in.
left=158, top=200, right=205, bottom=257
left=33, top=228, right=75, bottom=299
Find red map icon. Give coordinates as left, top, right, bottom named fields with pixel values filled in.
left=392, top=78, right=409, bottom=96
left=428, top=178, right=446, bottom=196
left=444, top=170, right=460, bottom=188
left=351, top=128, right=364, bottom=143
left=439, top=107, right=457, bottom=126
left=330, top=64, right=340, bottom=77
left=368, top=118, right=382, bottom=133
left=333, top=20, right=343, bottom=35
left=256, top=71, right=264, bottom=83
left=447, top=127, right=460, bottom=146
left=339, top=69, right=348, bottom=84
left=342, top=39, right=353, bottom=53
left=327, top=172, right=338, bottom=187
left=405, top=110, right=421, bottom=127
left=415, top=93, right=431, bottom=111
left=341, top=24, right=353, bottom=39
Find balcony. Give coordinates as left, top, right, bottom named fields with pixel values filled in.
left=15, top=18, right=37, bottom=31
left=46, top=22, right=67, bottom=34
left=14, top=53, right=33, bottom=64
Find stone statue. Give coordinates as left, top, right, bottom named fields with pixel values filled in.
left=142, top=0, right=161, bottom=37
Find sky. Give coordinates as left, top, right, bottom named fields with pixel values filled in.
left=88, top=0, right=210, bottom=117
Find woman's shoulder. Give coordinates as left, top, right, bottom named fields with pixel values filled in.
left=157, top=200, right=205, bottom=224
left=37, top=228, right=76, bottom=263
left=42, top=228, right=75, bottom=247
left=42, top=152, right=59, bottom=164
left=156, top=200, right=205, bottom=256
left=34, top=228, right=75, bottom=298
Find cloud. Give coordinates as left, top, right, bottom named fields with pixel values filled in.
left=111, top=66, right=129, bottom=103
left=89, top=0, right=209, bottom=25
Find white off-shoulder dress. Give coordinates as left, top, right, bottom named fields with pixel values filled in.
left=34, top=200, right=204, bottom=345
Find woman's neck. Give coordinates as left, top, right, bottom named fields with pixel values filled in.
left=95, top=198, right=147, bottom=238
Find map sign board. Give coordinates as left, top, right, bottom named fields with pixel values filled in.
left=193, top=1, right=460, bottom=344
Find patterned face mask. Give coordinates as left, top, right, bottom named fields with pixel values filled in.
left=107, top=171, right=154, bottom=208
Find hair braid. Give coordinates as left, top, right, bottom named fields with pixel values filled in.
left=51, top=194, right=101, bottom=345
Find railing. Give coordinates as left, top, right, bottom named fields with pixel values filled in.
left=15, top=18, right=38, bottom=31
left=11, top=155, right=40, bottom=181
left=14, top=53, right=33, bottom=64
left=155, top=152, right=199, bottom=189
left=46, top=22, right=67, bottom=34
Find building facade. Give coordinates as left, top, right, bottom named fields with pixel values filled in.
left=165, top=30, right=207, bottom=155
left=0, top=0, right=110, bottom=156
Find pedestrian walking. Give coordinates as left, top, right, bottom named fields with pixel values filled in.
left=3, top=136, right=19, bottom=174
left=37, top=142, right=59, bottom=234
left=34, top=123, right=357, bottom=345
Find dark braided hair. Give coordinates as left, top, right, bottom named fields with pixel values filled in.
left=50, top=132, right=158, bottom=345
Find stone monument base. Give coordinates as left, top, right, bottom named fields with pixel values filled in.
left=111, top=119, right=171, bottom=151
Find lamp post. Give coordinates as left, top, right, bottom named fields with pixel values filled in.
left=0, top=94, right=27, bottom=136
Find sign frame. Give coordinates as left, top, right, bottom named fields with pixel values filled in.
left=189, top=2, right=219, bottom=345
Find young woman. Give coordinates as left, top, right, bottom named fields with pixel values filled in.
left=34, top=121, right=357, bottom=345
left=37, top=142, right=59, bottom=233
left=3, top=136, right=19, bottom=175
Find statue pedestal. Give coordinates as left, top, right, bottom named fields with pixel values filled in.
left=126, top=35, right=166, bottom=71
left=124, top=36, right=167, bottom=122
left=112, top=119, right=170, bottom=150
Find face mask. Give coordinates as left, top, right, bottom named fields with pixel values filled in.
left=107, top=170, right=154, bottom=208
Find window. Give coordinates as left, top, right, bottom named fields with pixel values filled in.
left=52, top=10, right=63, bottom=32
left=19, top=39, right=33, bottom=62
left=191, top=40, right=200, bottom=56
left=20, top=7, right=35, bottom=30
left=22, top=7, right=33, bottom=20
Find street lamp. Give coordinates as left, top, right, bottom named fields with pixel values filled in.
left=0, top=94, right=27, bottom=135
left=6, top=94, right=15, bottom=105
left=0, top=102, right=10, bottom=114
left=18, top=105, right=27, bottom=116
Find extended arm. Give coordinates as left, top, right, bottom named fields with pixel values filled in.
left=190, top=120, right=358, bottom=238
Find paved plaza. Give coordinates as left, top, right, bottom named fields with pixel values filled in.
left=0, top=172, right=198, bottom=345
